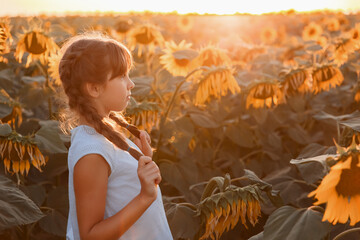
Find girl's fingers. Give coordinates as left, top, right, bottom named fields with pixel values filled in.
left=138, top=156, right=152, bottom=168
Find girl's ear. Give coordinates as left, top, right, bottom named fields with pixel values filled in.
left=84, top=82, right=103, bottom=98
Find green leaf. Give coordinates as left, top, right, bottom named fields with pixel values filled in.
left=34, top=120, right=67, bottom=153
left=225, top=123, right=255, bottom=148
left=249, top=231, right=264, bottom=240
left=19, top=184, right=46, bottom=207
left=290, top=154, right=336, bottom=184
left=0, top=123, right=12, bottom=137
left=46, top=186, right=69, bottom=216
left=189, top=111, right=220, bottom=129
left=172, top=49, right=198, bottom=61
left=340, top=117, right=360, bottom=132
left=39, top=210, right=67, bottom=237
left=263, top=206, right=330, bottom=240
left=313, top=110, right=360, bottom=122
left=0, top=174, right=44, bottom=231
left=131, top=76, right=153, bottom=99
left=165, top=202, right=200, bottom=239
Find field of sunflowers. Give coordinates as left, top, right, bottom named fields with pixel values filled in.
left=0, top=10, right=360, bottom=240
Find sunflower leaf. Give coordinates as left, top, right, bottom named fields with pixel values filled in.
left=263, top=206, right=330, bottom=240
left=290, top=154, right=337, bottom=184
left=340, top=117, right=360, bottom=132
left=34, top=120, right=67, bottom=153
left=0, top=123, right=12, bottom=137
left=0, top=174, right=44, bottom=231
left=164, top=202, right=201, bottom=239
left=39, top=210, right=67, bottom=237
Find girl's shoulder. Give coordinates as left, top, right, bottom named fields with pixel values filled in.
left=68, top=125, right=117, bottom=170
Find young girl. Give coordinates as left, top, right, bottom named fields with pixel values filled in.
left=58, top=32, right=173, bottom=240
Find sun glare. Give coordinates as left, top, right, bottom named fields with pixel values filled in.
left=2, top=0, right=360, bottom=16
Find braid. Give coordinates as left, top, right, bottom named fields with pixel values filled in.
left=109, top=112, right=141, bottom=139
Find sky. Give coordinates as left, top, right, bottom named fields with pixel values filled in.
left=1, top=0, right=360, bottom=16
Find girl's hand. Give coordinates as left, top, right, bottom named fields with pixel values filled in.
left=133, top=130, right=153, bottom=157
left=137, top=156, right=161, bottom=202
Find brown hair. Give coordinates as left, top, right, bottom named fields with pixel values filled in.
left=58, top=32, right=143, bottom=161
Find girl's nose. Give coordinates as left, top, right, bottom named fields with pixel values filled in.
left=128, top=78, right=135, bottom=90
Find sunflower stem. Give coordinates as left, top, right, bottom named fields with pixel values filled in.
left=333, top=227, right=360, bottom=240
left=154, top=66, right=209, bottom=159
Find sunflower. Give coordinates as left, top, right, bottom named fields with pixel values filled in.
left=115, top=18, right=133, bottom=34
left=260, top=27, right=277, bottom=45
left=198, top=184, right=262, bottom=240
left=126, top=24, right=164, bottom=57
left=0, top=18, right=13, bottom=64
left=0, top=89, right=22, bottom=128
left=308, top=136, right=360, bottom=226
left=197, top=45, right=232, bottom=67
left=312, top=64, right=344, bottom=93
left=160, top=40, right=199, bottom=77
left=280, top=67, right=313, bottom=96
left=246, top=80, right=283, bottom=109
left=326, top=18, right=340, bottom=32
left=15, top=28, right=59, bottom=67
left=125, top=98, right=160, bottom=132
left=0, top=129, right=47, bottom=175
left=176, top=15, right=194, bottom=33
left=302, top=22, right=323, bottom=41
left=194, top=66, right=240, bottom=105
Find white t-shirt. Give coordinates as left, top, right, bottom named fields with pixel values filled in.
left=66, top=125, right=173, bottom=240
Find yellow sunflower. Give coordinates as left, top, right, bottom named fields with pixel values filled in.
left=115, top=18, right=133, bottom=34
left=125, top=98, right=160, bottom=132
left=0, top=89, right=22, bottom=128
left=246, top=80, right=283, bottom=109
left=302, top=22, right=323, bottom=41
left=0, top=18, right=13, bottom=64
left=0, top=130, right=47, bottom=175
left=176, top=15, right=194, bottom=33
left=194, top=66, right=240, bottom=105
left=197, top=45, right=232, bottom=67
left=281, top=67, right=313, bottom=96
left=160, top=40, right=199, bottom=77
left=308, top=137, right=360, bottom=226
left=260, top=27, right=277, bottom=45
left=15, top=28, right=59, bottom=67
left=126, top=23, right=164, bottom=57
left=312, top=64, right=344, bottom=93
left=326, top=18, right=340, bottom=32
left=199, top=185, right=262, bottom=240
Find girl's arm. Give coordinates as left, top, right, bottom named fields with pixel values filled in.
left=73, top=154, right=161, bottom=240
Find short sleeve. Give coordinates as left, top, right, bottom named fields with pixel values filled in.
left=68, top=143, right=115, bottom=173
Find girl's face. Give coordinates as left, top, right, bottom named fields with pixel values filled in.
left=97, top=73, right=135, bottom=114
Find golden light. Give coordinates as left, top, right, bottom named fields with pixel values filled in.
left=1, top=0, right=360, bottom=16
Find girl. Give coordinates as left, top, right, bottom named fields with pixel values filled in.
left=58, top=32, right=173, bottom=240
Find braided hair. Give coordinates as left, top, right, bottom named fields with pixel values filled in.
left=58, top=32, right=143, bottom=161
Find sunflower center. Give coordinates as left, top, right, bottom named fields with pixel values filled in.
left=309, top=28, right=316, bottom=36
left=24, top=32, right=47, bottom=54
left=116, top=21, right=131, bottom=33
left=335, top=164, right=360, bottom=197
left=135, top=28, right=155, bottom=45
left=174, top=58, right=190, bottom=67
left=352, top=30, right=359, bottom=40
